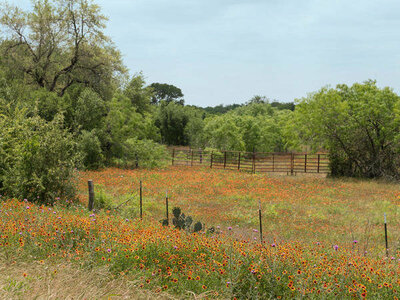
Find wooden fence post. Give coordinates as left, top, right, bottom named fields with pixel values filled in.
left=139, top=181, right=143, bottom=219
left=272, top=154, right=275, bottom=172
left=191, top=149, right=194, bottom=167
left=171, top=148, right=175, bottom=166
left=166, top=190, right=169, bottom=226
left=200, top=150, right=203, bottom=164
left=290, top=153, right=294, bottom=175
left=88, top=180, right=94, bottom=211
left=210, top=151, right=213, bottom=168
left=258, top=200, right=263, bottom=243
left=304, top=154, right=307, bottom=173
left=223, top=151, right=227, bottom=169
left=317, top=154, right=320, bottom=173
left=238, top=152, right=241, bottom=170
left=384, top=213, right=389, bottom=257
left=252, top=151, right=256, bottom=174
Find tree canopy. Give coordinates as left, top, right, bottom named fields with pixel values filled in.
left=0, top=0, right=125, bottom=99
left=149, top=83, right=184, bottom=105
left=291, top=80, right=400, bottom=179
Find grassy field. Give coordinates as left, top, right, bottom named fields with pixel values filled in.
left=78, top=166, right=400, bottom=249
left=1, top=166, right=400, bottom=299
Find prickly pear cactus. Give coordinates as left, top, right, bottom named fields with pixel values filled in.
left=171, top=207, right=204, bottom=233
left=193, top=221, right=203, bottom=233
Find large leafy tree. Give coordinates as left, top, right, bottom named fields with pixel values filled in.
left=149, top=83, right=184, bottom=105
left=0, top=0, right=125, bottom=99
left=291, top=80, right=400, bottom=179
left=124, top=74, right=153, bottom=115
left=201, top=103, right=288, bottom=152
left=155, top=101, right=192, bottom=145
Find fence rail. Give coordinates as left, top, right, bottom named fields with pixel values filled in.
left=170, top=148, right=329, bottom=174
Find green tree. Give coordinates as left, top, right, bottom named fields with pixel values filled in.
left=124, top=74, right=153, bottom=115
left=200, top=101, right=290, bottom=152
left=0, top=0, right=125, bottom=99
left=77, top=130, right=104, bottom=170
left=202, top=115, right=245, bottom=151
left=291, top=80, right=400, bottom=178
left=149, top=83, right=184, bottom=105
left=105, top=93, right=160, bottom=162
left=155, top=101, right=193, bottom=145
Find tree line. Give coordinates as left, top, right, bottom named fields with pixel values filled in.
left=1, top=0, right=400, bottom=205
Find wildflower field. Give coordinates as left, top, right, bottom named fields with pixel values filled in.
left=1, top=166, right=400, bottom=299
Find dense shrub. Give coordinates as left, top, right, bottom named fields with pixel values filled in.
left=78, top=130, right=105, bottom=170
left=0, top=114, right=80, bottom=204
left=292, top=81, right=400, bottom=179
left=113, top=138, right=168, bottom=168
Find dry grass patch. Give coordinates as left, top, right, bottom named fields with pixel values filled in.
left=0, top=261, right=173, bottom=300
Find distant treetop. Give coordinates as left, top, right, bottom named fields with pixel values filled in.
left=149, top=83, right=184, bottom=105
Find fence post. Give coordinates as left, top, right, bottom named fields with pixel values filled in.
left=166, top=190, right=169, bottom=226
left=238, top=152, right=241, bottom=170
left=258, top=200, right=263, bottom=243
left=210, top=151, right=213, bottom=168
left=290, top=153, right=294, bottom=175
left=172, top=148, right=175, bottom=166
left=252, top=151, right=256, bottom=174
left=88, top=180, right=94, bottom=211
left=272, top=154, right=275, bottom=172
left=200, top=149, right=203, bottom=164
left=384, top=213, right=389, bottom=257
left=139, top=181, right=143, bottom=219
left=191, top=149, right=194, bottom=167
left=317, top=154, right=320, bottom=173
left=223, top=151, right=227, bottom=169
left=135, top=153, right=139, bottom=168
left=304, top=154, right=307, bottom=173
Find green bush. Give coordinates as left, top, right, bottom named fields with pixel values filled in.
left=115, top=138, right=168, bottom=168
left=0, top=113, right=80, bottom=205
left=78, top=130, right=105, bottom=170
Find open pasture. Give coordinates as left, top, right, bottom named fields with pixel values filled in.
left=1, top=166, right=400, bottom=299
left=78, top=166, right=400, bottom=251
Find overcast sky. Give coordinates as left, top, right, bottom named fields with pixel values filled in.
left=9, top=0, right=400, bottom=106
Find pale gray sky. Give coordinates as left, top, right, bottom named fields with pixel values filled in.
left=7, top=0, right=400, bottom=106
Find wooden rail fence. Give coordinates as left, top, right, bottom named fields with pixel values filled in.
left=170, top=148, right=329, bottom=174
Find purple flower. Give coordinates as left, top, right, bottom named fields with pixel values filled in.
left=253, top=229, right=258, bottom=232
left=271, top=243, right=276, bottom=247
left=353, top=240, right=358, bottom=244
left=228, top=226, right=232, bottom=230
left=26, top=206, right=30, bottom=209
left=107, top=248, right=111, bottom=253
left=333, top=245, right=339, bottom=251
